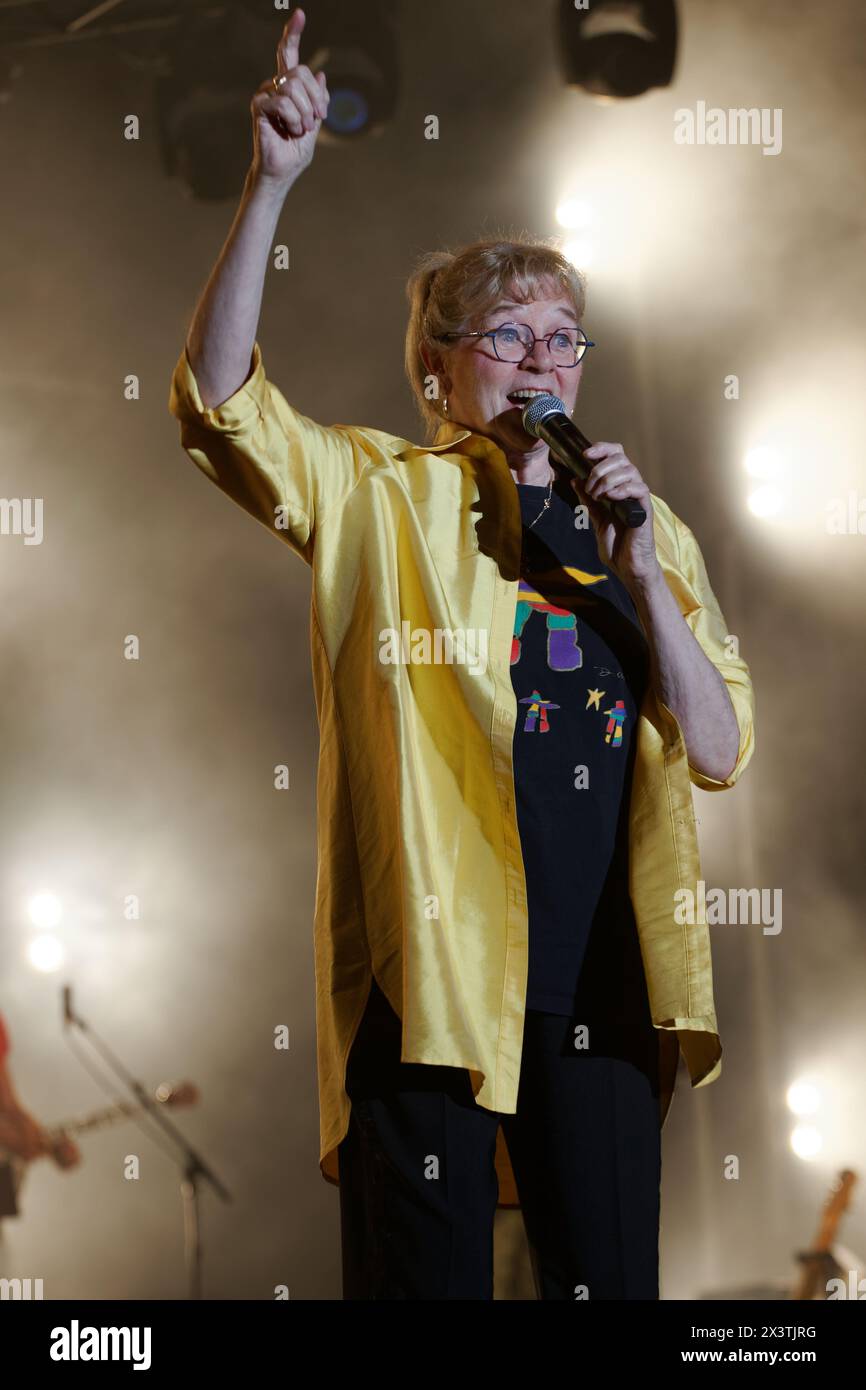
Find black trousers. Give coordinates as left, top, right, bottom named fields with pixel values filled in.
left=337, top=961, right=662, bottom=1300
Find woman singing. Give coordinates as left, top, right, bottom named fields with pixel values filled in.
left=168, top=6, right=755, bottom=1300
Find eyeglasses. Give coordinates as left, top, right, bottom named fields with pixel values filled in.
left=437, top=322, right=595, bottom=367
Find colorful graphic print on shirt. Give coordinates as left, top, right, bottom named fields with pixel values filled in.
left=512, top=571, right=629, bottom=747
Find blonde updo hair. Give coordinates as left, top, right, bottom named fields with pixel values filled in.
left=404, top=231, right=587, bottom=441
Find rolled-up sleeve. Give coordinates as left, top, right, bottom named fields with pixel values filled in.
left=672, top=516, right=756, bottom=791
left=168, top=340, right=362, bottom=565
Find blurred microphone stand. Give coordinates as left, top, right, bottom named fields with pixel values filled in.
left=61, top=984, right=231, bottom=1299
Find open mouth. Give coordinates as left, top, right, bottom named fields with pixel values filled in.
left=506, top=389, right=552, bottom=410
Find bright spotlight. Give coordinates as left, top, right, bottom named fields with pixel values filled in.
left=786, top=1079, right=822, bottom=1116
left=739, top=344, right=865, bottom=548
left=551, top=170, right=654, bottom=278
left=556, top=197, right=593, bottom=230
left=790, top=1124, right=824, bottom=1160
left=27, top=892, right=62, bottom=929
left=744, top=446, right=785, bottom=481
left=27, top=934, right=65, bottom=973
left=747, top=485, right=786, bottom=519
left=562, top=236, right=595, bottom=270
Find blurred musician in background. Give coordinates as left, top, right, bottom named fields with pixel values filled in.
left=0, top=1012, right=80, bottom=1168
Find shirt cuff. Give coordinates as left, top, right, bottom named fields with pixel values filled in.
left=688, top=703, right=755, bottom=790
left=168, top=340, right=267, bottom=434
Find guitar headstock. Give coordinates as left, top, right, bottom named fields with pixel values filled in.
left=816, top=1169, right=857, bottom=1245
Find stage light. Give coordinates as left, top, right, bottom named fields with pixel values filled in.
left=743, top=445, right=785, bottom=481
left=556, top=196, right=596, bottom=268
left=786, top=1079, right=822, bottom=1116
left=742, top=441, right=791, bottom=521
left=27, top=934, right=64, bottom=973
left=561, top=236, right=596, bottom=270
left=733, top=342, right=866, bottom=562
left=790, top=1124, right=824, bottom=1160
left=556, top=0, right=678, bottom=100
left=157, top=2, right=401, bottom=196
left=155, top=6, right=274, bottom=201
left=283, top=0, right=399, bottom=143
left=555, top=197, right=594, bottom=230
left=747, top=484, right=786, bottom=520
left=552, top=175, right=641, bottom=278
left=27, top=892, right=62, bottom=929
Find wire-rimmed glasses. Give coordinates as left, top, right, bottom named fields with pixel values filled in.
left=437, top=322, right=595, bottom=367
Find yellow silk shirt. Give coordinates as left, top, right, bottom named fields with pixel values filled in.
left=168, top=340, right=755, bottom=1208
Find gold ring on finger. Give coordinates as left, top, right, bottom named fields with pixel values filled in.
left=272, top=73, right=287, bottom=93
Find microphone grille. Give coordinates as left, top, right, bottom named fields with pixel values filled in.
left=521, top=393, right=566, bottom=438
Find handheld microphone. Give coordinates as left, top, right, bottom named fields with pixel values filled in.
left=521, top=394, right=647, bottom=529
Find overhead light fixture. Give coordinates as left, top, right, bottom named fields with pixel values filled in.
left=240, top=0, right=400, bottom=142
left=556, top=0, right=678, bottom=100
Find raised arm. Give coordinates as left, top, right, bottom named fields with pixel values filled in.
left=186, top=7, right=329, bottom=408
left=169, top=8, right=364, bottom=565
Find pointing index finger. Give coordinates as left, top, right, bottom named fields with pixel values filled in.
left=277, top=7, right=306, bottom=76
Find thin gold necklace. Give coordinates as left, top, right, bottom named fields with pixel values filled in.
left=526, top=467, right=555, bottom=528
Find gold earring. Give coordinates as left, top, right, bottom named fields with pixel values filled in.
left=442, top=395, right=449, bottom=417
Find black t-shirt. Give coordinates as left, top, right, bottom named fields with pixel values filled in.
left=511, top=473, right=650, bottom=1015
